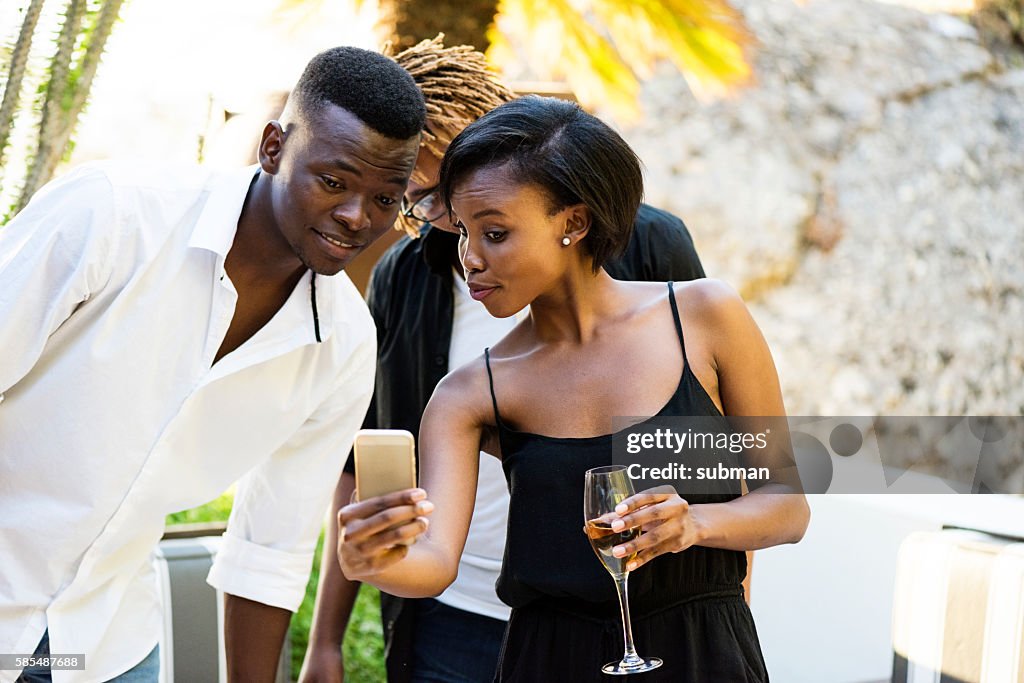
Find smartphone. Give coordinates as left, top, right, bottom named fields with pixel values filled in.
left=353, top=429, right=417, bottom=502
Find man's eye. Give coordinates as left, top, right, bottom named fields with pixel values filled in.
left=378, top=196, right=397, bottom=207
left=321, top=176, right=343, bottom=190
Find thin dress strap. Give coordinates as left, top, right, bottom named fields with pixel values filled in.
left=484, top=347, right=505, bottom=427
left=666, top=281, right=688, bottom=365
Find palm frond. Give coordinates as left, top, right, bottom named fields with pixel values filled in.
left=488, top=0, right=753, bottom=118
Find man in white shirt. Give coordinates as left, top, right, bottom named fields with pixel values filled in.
left=0, top=47, right=425, bottom=683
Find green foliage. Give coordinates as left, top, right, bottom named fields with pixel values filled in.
left=292, top=532, right=387, bottom=683
left=165, top=492, right=235, bottom=525
left=342, top=586, right=387, bottom=682
left=289, top=535, right=386, bottom=682
left=289, top=534, right=323, bottom=679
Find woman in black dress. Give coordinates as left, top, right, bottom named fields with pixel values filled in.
left=338, top=96, right=809, bottom=682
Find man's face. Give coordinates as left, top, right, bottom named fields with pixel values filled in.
left=404, top=147, right=456, bottom=234
left=263, top=103, right=420, bottom=275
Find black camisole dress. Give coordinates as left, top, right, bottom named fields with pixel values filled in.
left=485, top=282, right=770, bottom=682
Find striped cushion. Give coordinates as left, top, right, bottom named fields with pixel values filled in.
left=891, top=529, right=1024, bottom=683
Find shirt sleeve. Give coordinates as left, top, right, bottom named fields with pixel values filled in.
left=607, top=204, right=706, bottom=283
left=657, top=214, right=706, bottom=281
left=0, top=165, right=117, bottom=396
left=206, top=330, right=377, bottom=611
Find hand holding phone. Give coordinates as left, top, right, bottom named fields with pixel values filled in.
left=341, top=430, right=429, bottom=579
left=337, top=487, right=433, bottom=580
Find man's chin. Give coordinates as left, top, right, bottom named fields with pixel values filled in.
left=303, top=249, right=363, bottom=277
left=308, top=261, right=349, bottom=277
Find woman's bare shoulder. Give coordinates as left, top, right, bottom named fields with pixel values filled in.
left=436, top=354, right=490, bottom=396
left=673, top=278, right=747, bottom=323
left=428, top=353, right=499, bottom=424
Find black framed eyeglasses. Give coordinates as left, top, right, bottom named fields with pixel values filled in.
left=400, top=187, right=447, bottom=224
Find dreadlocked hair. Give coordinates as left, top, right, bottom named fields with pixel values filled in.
left=385, top=34, right=515, bottom=237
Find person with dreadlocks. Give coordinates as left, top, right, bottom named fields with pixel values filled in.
left=299, top=37, right=705, bottom=683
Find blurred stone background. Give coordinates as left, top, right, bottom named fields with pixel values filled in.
left=618, top=0, right=1024, bottom=417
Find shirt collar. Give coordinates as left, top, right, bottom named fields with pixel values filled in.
left=188, top=165, right=260, bottom=256
left=188, top=165, right=333, bottom=347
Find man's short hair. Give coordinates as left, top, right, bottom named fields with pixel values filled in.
left=291, top=46, right=426, bottom=140
left=439, top=95, right=643, bottom=272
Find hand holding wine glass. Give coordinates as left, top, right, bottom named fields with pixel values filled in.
left=584, top=465, right=663, bottom=675
left=609, top=485, right=701, bottom=572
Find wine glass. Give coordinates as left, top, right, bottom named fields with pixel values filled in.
left=584, top=465, right=663, bottom=675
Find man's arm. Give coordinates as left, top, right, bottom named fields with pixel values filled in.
left=224, top=594, right=292, bottom=682
left=638, top=204, right=705, bottom=282
left=606, top=204, right=705, bottom=284
left=208, top=333, right=376, bottom=681
left=298, top=472, right=361, bottom=683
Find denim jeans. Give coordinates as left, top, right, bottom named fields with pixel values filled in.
left=17, top=631, right=159, bottom=683
left=410, top=598, right=508, bottom=683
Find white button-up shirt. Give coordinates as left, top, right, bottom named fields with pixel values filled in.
left=0, top=162, right=375, bottom=683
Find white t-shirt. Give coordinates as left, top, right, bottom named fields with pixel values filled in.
left=434, top=270, right=525, bottom=621
left=0, top=162, right=375, bottom=683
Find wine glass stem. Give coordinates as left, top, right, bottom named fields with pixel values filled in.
left=613, top=573, right=641, bottom=661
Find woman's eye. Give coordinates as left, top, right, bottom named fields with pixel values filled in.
left=485, top=230, right=506, bottom=242
left=378, top=196, right=397, bottom=207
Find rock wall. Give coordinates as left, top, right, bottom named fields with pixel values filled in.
left=621, top=0, right=1024, bottom=417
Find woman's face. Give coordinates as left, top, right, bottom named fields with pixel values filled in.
left=450, top=163, right=578, bottom=318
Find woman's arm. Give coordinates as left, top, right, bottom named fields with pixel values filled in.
left=336, top=366, right=489, bottom=597
left=610, top=280, right=810, bottom=570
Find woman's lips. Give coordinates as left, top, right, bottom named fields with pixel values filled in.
left=467, top=282, right=499, bottom=301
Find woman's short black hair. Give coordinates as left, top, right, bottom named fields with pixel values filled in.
left=292, top=46, right=425, bottom=140
left=438, top=95, right=643, bottom=271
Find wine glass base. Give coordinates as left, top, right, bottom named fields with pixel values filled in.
left=601, top=657, right=663, bottom=676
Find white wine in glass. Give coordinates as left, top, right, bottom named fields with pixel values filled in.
left=584, top=465, right=663, bottom=675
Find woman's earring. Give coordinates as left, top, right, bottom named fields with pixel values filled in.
left=561, top=236, right=571, bottom=246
